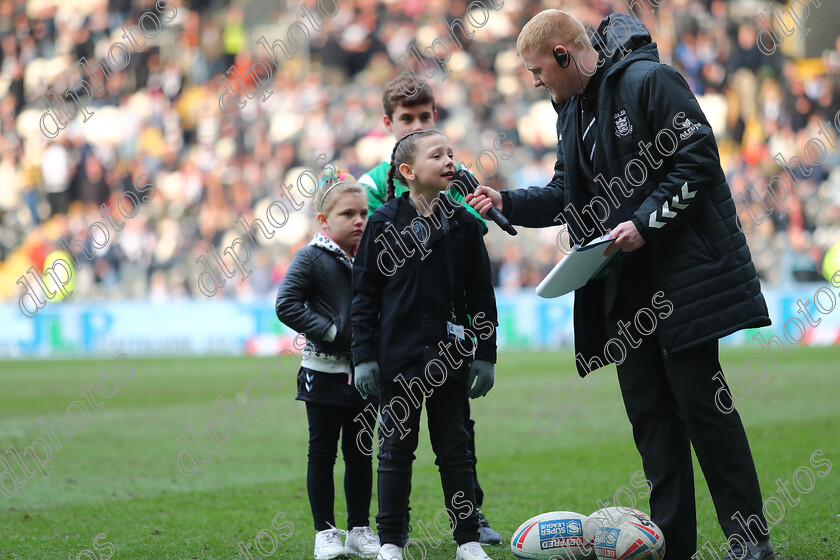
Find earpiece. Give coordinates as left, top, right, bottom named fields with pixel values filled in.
left=553, top=48, right=570, bottom=68
left=554, top=47, right=586, bottom=96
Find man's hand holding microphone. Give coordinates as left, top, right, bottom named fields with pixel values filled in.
left=465, top=186, right=503, bottom=218
left=455, top=170, right=517, bottom=236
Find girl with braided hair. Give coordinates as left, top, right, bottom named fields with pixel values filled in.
left=351, top=130, right=498, bottom=560
left=384, top=129, right=427, bottom=202
left=275, top=169, right=381, bottom=560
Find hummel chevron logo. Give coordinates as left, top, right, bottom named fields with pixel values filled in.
left=648, top=182, right=697, bottom=228
left=305, top=372, right=313, bottom=392
left=305, top=373, right=314, bottom=382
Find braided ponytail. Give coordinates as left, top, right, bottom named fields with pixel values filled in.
left=385, top=139, right=400, bottom=202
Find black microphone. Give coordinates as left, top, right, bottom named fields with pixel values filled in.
left=451, top=169, right=518, bottom=236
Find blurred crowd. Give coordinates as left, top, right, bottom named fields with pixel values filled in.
left=1, top=0, right=839, bottom=304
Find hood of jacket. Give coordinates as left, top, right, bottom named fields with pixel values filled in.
left=592, top=12, right=658, bottom=76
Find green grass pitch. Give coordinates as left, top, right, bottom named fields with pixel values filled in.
left=1, top=347, right=838, bottom=559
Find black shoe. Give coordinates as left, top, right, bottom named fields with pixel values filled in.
left=477, top=510, right=502, bottom=545
left=721, top=540, right=775, bottom=560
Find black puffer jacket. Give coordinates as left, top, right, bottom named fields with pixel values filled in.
left=275, top=233, right=354, bottom=358
left=501, top=13, right=771, bottom=375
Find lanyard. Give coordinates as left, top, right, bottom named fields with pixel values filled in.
left=408, top=195, right=457, bottom=323
left=438, top=209, right=457, bottom=323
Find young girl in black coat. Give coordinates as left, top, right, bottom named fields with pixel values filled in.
left=351, top=130, right=498, bottom=560
left=275, top=171, right=381, bottom=560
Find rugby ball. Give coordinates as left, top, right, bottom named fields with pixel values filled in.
left=583, top=507, right=651, bottom=548
left=593, top=516, right=665, bottom=560
left=511, top=511, right=595, bottom=560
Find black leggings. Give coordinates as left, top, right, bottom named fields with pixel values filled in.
left=305, top=402, right=373, bottom=531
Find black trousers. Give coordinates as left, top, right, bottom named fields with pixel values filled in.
left=305, top=402, right=373, bottom=531
left=376, top=368, right=480, bottom=546
left=392, top=388, right=484, bottom=538
left=465, top=413, right=484, bottom=508
left=606, top=314, right=768, bottom=560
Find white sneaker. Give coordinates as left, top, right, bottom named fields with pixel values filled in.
left=376, top=543, right=402, bottom=560
left=455, top=541, right=492, bottom=560
left=346, top=526, right=381, bottom=558
left=314, top=527, right=347, bottom=560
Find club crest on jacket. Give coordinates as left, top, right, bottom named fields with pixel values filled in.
left=614, top=110, right=633, bottom=137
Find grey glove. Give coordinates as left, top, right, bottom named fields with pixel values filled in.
left=467, top=360, right=495, bottom=398
left=354, top=361, right=381, bottom=399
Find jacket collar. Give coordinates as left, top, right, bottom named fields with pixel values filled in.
left=378, top=191, right=462, bottom=221
left=377, top=192, right=463, bottom=248
left=309, top=232, right=354, bottom=270
left=581, top=61, right=605, bottom=109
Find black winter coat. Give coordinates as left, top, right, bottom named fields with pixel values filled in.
left=352, top=192, right=498, bottom=381
left=275, top=238, right=354, bottom=358
left=501, top=13, right=771, bottom=376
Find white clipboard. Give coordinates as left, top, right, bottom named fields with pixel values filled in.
left=535, top=234, right=624, bottom=299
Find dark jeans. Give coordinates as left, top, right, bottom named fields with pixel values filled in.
left=606, top=315, right=768, bottom=560
left=376, top=369, right=479, bottom=546
left=305, top=402, right=373, bottom=531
